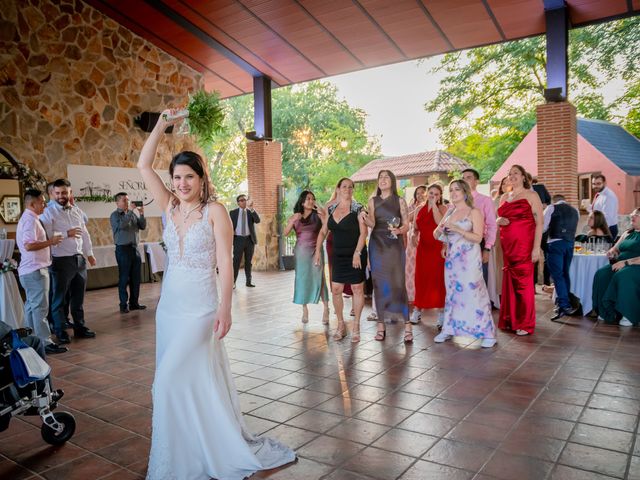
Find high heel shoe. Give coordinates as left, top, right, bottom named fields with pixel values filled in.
left=374, top=328, right=386, bottom=341
left=322, top=308, right=330, bottom=325
left=333, top=323, right=347, bottom=341
left=404, top=329, right=413, bottom=343
left=351, top=328, right=361, bottom=343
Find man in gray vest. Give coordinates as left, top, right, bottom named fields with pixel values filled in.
left=544, top=194, right=580, bottom=321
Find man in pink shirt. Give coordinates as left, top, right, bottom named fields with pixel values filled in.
left=461, top=169, right=497, bottom=285
left=16, top=189, right=67, bottom=354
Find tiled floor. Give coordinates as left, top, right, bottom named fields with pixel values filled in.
left=1, top=271, right=639, bottom=480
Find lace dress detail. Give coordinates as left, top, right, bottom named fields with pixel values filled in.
left=163, top=204, right=216, bottom=271
left=147, top=202, right=295, bottom=480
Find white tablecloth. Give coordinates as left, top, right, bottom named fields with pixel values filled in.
left=570, top=253, right=609, bottom=314
left=0, top=239, right=14, bottom=260
left=145, top=242, right=167, bottom=274
left=89, top=244, right=146, bottom=270
left=0, top=239, right=23, bottom=327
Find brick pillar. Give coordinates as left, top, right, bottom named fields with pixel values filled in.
left=246, top=140, right=282, bottom=271
left=536, top=102, right=578, bottom=206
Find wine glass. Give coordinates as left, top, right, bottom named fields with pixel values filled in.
left=387, top=217, right=400, bottom=239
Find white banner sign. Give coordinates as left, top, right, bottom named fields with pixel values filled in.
left=67, top=165, right=170, bottom=218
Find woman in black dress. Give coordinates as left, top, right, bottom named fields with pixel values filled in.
left=315, top=178, right=367, bottom=342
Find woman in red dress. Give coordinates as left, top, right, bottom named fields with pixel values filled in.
left=413, top=183, right=448, bottom=326
left=496, top=165, right=544, bottom=335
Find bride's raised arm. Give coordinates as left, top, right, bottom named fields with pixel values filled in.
left=137, top=109, right=182, bottom=211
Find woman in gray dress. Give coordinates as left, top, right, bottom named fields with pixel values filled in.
left=360, top=170, right=411, bottom=342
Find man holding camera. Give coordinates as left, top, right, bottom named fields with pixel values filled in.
left=110, top=192, right=146, bottom=313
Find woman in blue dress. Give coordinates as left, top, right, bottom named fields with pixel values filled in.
left=284, top=190, right=329, bottom=324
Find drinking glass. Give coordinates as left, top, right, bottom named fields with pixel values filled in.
left=387, top=217, right=400, bottom=239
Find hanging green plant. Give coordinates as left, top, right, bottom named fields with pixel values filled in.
left=164, top=90, right=225, bottom=146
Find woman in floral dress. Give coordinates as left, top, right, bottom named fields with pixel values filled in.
left=434, top=180, right=496, bottom=347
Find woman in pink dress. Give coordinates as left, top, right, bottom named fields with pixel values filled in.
left=497, top=165, right=543, bottom=336
left=406, top=185, right=426, bottom=324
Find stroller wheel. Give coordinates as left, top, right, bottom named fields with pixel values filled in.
left=41, top=411, right=76, bottom=445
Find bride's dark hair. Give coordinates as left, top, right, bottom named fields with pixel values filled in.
left=169, top=151, right=216, bottom=207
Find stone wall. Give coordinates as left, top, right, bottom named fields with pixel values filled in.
left=0, top=0, right=204, bottom=245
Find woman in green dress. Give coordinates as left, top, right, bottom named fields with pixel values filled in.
left=592, top=208, right=640, bottom=326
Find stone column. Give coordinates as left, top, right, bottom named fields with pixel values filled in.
left=536, top=101, right=578, bottom=207
left=247, top=140, right=282, bottom=271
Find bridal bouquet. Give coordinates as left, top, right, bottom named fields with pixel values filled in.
left=163, top=90, right=225, bottom=146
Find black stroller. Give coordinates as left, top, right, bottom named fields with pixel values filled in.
left=0, top=327, right=76, bottom=445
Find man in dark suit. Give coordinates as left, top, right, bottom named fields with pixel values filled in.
left=229, top=195, right=260, bottom=288
left=543, top=194, right=580, bottom=321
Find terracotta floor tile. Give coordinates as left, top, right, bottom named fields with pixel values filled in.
left=423, top=438, right=493, bottom=471
left=262, top=424, right=319, bottom=450
left=322, top=468, right=378, bottom=480
left=297, top=435, right=365, bottom=465
left=15, top=443, right=87, bottom=474
left=500, top=431, right=566, bottom=462
left=377, top=391, right=432, bottom=411
left=326, top=418, right=390, bottom=444
left=96, top=436, right=150, bottom=467
left=398, top=459, right=473, bottom=480
left=549, top=464, right=619, bottom=480
left=587, top=393, right=640, bottom=415
left=372, top=428, right=438, bottom=458
left=244, top=415, right=280, bottom=435
left=286, top=409, right=344, bottom=433
left=579, top=408, right=638, bottom=432
left=0, top=457, right=36, bottom=480
left=354, top=404, right=413, bottom=427
left=250, top=401, right=307, bottom=424
left=247, top=382, right=300, bottom=400
left=528, top=399, right=584, bottom=422
left=2, top=274, right=637, bottom=478
left=98, top=468, right=145, bottom=480
left=419, top=398, right=476, bottom=420
left=559, top=442, right=629, bottom=478
left=570, top=423, right=634, bottom=453
left=254, top=457, right=332, bottom=480
left=445, top=421, right=508, bottom=448
left=39, top=453, right=120, bottom=480
left=397, top=412, right=457, bottom=437
left=341, top=446, right=415, bottom=479
left=481, top=451, right=554, bottom=480
left=69, top=421, right=136, bottom=450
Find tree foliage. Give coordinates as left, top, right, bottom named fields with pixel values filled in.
left=425, top=17, right=640, bottom=179
left=203, top=81, right=379, bottom=205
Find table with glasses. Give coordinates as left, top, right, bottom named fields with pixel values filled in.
left=569, top=245, right=610, bottom=314
left=0, top=239, right=24, bottom=328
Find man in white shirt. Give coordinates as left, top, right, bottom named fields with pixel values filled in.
left=40, top=179, right=97, bottom=344
left=590, top=174, right=619, bottom=239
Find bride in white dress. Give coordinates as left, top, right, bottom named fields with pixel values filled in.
left=138, top=110, right=296, bottom=480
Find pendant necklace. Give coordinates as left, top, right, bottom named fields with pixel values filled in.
left=180, top=204, right=200, bottom=224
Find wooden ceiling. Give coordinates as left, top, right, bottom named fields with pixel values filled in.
left=84, top=0, right=639, bottom=98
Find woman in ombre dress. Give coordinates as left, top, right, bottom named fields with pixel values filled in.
left=497, top=165, right=543, bottom=336
left=283, top=190, right=329, bottom=324
left=406, top=185, right=426, bottom=324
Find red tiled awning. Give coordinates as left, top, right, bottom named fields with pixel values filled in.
left=350, top=150, right=470, bottom=182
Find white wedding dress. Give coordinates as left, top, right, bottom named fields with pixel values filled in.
left=147, top=204, right=296, bottom=480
